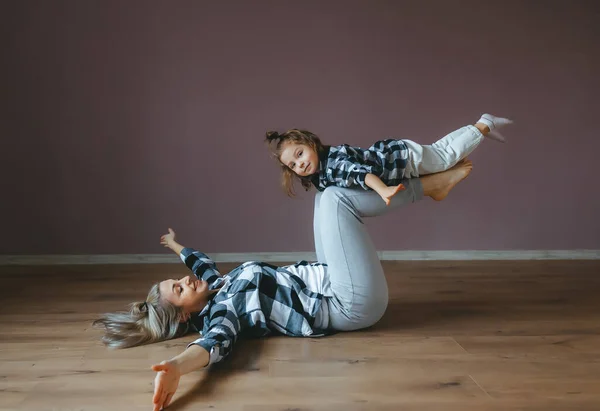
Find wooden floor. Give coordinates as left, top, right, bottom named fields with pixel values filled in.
left=1, top=260, right=599, bottom=411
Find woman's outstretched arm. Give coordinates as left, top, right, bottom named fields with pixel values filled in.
left=151, top=345, right=210, bottom=411
left=150, top=291, right=239, bottom=409
left=160, top=228, right=223, bottom=283
left=160, top=228, right=184, bottom=255
left=150, top=310, right=238, bottom=410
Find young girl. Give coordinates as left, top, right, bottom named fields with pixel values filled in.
left=265, top=113, right=512, bottom=204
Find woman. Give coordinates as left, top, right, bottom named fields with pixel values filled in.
left=94, top=159, right=473, bottom=411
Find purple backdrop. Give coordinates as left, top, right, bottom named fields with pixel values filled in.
left=2, top=0, right=599, bottom=254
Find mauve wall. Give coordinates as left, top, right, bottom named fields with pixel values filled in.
left=1, top=0, right=599, bottom=255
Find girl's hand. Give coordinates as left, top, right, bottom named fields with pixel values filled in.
left=151, top=360, right=181, bottom=411
left=160, top=228, right=176, bottom=248
left=379, top=184, right=405, bottom=206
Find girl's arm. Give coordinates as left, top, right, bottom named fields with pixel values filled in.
left=365, top=173, right=405, bottom=206
left=329, top=157, right=370, bottom=189
left=329, top=156, right=403, bottom=199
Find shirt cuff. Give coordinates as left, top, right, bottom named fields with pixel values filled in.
left=186, top=338, right=220, bottom=366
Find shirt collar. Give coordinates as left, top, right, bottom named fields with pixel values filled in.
left=309, top=146, right=330, bottom=187
left=318, top=145, right=330, bottom=164
left=191, top=276, right=227, bottom=321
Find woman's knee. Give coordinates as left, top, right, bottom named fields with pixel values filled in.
left=329, top=292, right=389, bottom=331
left=320, top=186, right=347, bottom=204
left=365, top=291, right=389, bottom=326
left=319, top=187, right=358, bottom=215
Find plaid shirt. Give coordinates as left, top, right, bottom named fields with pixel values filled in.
left=311, top=140, right=410, bottom=191
left=180, top=248, right=332, bottom=365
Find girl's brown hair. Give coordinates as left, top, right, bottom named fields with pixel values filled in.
left=265, top=129, right=325, bottom=197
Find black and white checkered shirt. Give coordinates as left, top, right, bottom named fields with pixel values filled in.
left=181, top=248, right=332, bottom=365
left=311, top=140, right=410, bottom=191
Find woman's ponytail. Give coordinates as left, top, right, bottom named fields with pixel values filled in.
left=93, top=283, right=189, bottom=349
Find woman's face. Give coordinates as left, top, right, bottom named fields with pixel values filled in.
left=279, top=142, right=319, bottom=177
left=159, top=275, right=211, bottom=315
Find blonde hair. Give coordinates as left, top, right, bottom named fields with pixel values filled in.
left=265, top=129, right=325, bottom=197
left=93, top=283, right=189, bottom=349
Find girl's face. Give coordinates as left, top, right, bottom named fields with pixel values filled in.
left=159, top=275, right=211, bottom=315
left=279, top=142, right=319, bottom=177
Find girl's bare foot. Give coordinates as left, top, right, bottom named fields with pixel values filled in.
left=421, top=159, right=473, bottom=201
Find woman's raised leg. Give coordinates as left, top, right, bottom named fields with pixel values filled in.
left=316, top=178, right=423, bottom=331
left=317, top=160, right=473, bottom=331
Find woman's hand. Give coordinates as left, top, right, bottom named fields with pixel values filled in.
left=151, top=360, right=181, bottom=411
left=160, top=228, right=176, bottom=248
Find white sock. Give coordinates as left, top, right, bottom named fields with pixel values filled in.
left=477, top=113, right=513, bottom=143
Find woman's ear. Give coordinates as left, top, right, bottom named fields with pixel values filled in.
left=179, top=312, right=191, bottom=323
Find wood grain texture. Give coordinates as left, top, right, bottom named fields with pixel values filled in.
left=1, top=260, right=599, bottom=410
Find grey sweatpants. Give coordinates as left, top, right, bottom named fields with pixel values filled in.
left=313, top=178, right=424, bottom=331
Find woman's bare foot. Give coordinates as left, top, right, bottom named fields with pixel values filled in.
left=421, top=159, right=473, bottom=201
